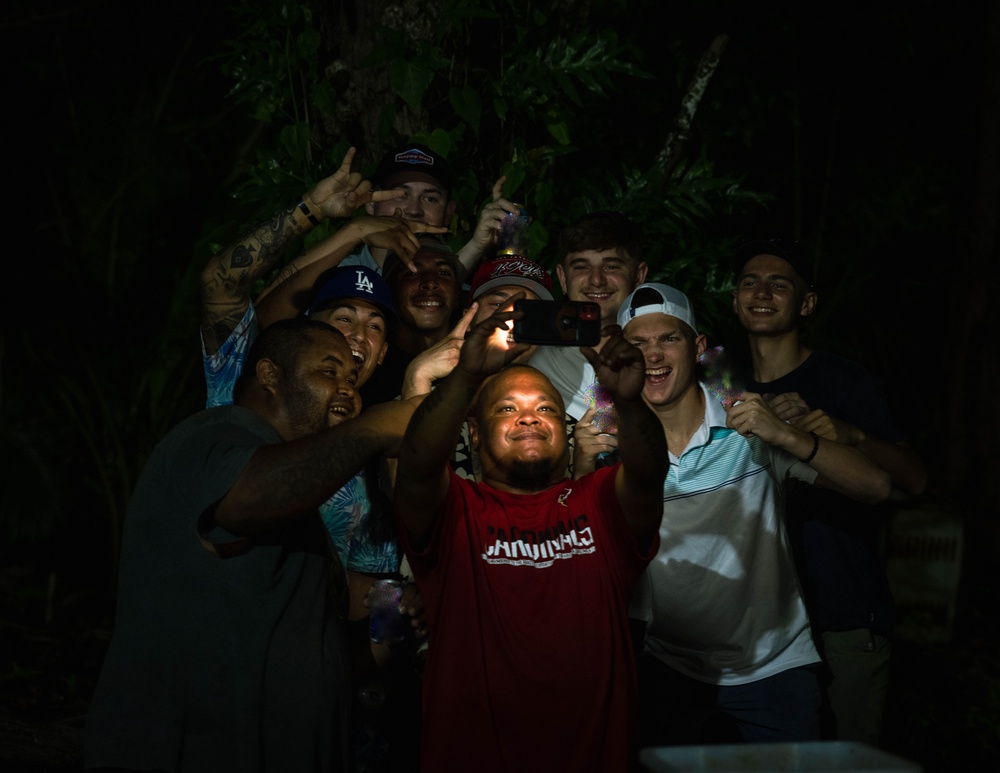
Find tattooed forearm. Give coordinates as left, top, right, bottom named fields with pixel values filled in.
left=201, top=202, right=311, bottom=351
left=253, top=434, right=382, bottom=511
left=229, top=430, right=387, bottom=529
left=223, top=203, right=302, bottom=281
left=405, top=374, right=477, bottom=445
left=203, top=202, right=305, bottom=298
left=398, top=370, right=480, bottom=478
left=229, top=243, right=256, bottom=269
left=265, top=258, right=303, bottom=295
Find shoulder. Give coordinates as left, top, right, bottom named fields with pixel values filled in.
left=155, top=406, right=276, bottom=457
left=338, top=245, right=377, bottom=272
left=807, top=349, right=872, bottom=379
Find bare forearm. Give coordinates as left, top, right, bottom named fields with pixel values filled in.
left=857, top=435, right=928, bottom=495
left=455, top=238, right=485, bottom=283
left=796, top=432, right=892, bottom=504
left=255, top=222, right=367, bottom=324
left=399, top=368, right=481, bottom=476
left=616, top=397, right=668, bottom=484
left=614, top=397, right=669, bottom=534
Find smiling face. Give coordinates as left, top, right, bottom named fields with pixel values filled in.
left=472, top=284, right=540, bottom=364
left=391, top=249, right=461, bottom=335
left=556, top=248, right=648, bottom=326
left=310, top=299, right=389, bottom=388
left=732, top=253, right=816, bottom=337
left=472, top=284, right=540, bottom=325
left=281, top=328, right=360, bottom=438
left=624, top=313, right=706, bottom=410
left=470, top=366, right=568, bottom=491
left=367, top=173, right=456, bottom=227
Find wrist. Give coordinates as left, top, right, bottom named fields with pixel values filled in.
left=798, top=431, right=820, bottom=463
left=296, top=195, right=322, bottom=227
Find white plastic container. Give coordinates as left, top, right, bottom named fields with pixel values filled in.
left=639, top=741, right=922, bottom=772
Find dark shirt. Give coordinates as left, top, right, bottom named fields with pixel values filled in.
left=85, top=406, right=350, bottom=771
left=745, top=350, right=905, bottom=638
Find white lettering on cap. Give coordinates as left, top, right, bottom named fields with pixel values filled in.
left=354, top=270, right=374, bottom=294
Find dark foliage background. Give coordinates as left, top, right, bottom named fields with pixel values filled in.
left=1, top=1, right=998, bottom=770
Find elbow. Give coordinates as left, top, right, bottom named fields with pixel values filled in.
left=212, top=502, right=261, bottom=537
left=863, top=470, right=893, bottom=505
left=898, top=467, right=929, bottom=497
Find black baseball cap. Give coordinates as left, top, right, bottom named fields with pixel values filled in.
left=372, top=143, right=452, bottom=195
left=732, top=238, right=814, bottom=288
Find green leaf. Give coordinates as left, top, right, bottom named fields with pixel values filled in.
left=493, top=96, right=508, bottom=122
left=449, top=86, right=482, bottom=134
left=427, top=128, right=458, bottom=159
left=389, top=59, right=435, bottom=109
left=546, top=121, right=571, bottom=146
left=280, top=122, right=311, bottom=165
left=310, top=79, right=337, bottom=115
left=499, top=160, right=527, bottom=199
left=295, top=27, right=321, bottom=59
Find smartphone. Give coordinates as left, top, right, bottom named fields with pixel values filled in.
left=512, top=299, right=601, bottom=347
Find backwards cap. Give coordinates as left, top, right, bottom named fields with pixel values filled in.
left=617, top=283, right=698, bottom=334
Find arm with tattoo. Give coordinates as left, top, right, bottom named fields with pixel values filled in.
left=214, top=398, right=418, bottom=535
left=200, top=200, right=318, bottom=355
left=200, top=146, right=391, bottom=354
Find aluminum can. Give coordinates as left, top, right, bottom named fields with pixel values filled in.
left=497, top=207, right=530, bottom=257
left=369, top=579, right=406, bottom=644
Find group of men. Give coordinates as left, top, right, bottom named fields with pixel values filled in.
left=84, top=140, right=926, bottom=772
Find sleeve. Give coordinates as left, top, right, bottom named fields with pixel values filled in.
left=771, top=446, right=820, bottom=486
left=201, top=304, right=259, bottom=408
left=169, top=411, right=271, bottom=551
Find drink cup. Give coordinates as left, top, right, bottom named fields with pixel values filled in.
left=369, top=579, right=407, bottom=644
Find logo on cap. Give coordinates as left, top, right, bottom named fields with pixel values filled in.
left=393, top=148, right=434, bottom=167
left=354, top=270, right=375, bottom=295
left=489, top=259, right=547, bottom=282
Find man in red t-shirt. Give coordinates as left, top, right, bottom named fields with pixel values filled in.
left=394, top=301, right=668, bottom=772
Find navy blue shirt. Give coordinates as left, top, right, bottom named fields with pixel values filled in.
left=746, top=350, right=904, bottom=638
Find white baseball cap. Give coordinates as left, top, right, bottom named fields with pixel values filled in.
left=617, top=283, right=698, bottom=333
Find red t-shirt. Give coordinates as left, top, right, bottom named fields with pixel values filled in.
left=400, top=464, right=656, bottom=772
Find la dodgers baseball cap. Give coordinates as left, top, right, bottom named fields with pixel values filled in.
left=306, top=266, right=396, bottom=322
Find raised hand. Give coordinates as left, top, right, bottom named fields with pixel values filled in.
left=304, top=147, right=408, bottom=220
left=456, top=293, right=530, bottom=378
left=572, top=406, right=620, bottom=477
left=346, top=214, right=448, bottom=270
left=401, top=303, right=480, bottom=398
left=467, top=176, right=523, bottom=253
